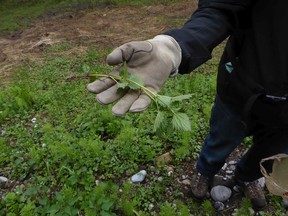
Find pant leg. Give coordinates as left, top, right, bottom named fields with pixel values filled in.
left=235, top=127, right=288, bottom=182
left=196, top=96, right=247, bottom=177
left=235, top=99, right=288, bottom=182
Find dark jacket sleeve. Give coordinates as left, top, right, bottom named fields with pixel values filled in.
left=164, top=0, right=252, bottom=74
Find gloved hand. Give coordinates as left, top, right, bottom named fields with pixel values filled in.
left=87, top=35, right=182, bottom=116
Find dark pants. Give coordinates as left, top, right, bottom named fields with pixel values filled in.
left=196, top=95, right=288, bottom=182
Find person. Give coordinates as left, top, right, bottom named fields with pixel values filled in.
left=87, top=0, right=288, bottom=211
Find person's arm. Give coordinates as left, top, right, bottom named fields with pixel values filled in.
left=87, top=0, right=253, bottom=115
left=164, top=0, right=253, bottom=74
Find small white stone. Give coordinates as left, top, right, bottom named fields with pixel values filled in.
left=214, top=201, right=225, bottom=211
left=281, top=199, right=288, bottom=208
left=233, top=185, right=241, bottom=193
left=0, top=176, right=8, bottom=188
left=221, top=163, right=228, bottom=170
left=41, top=143, right=46, bottom=148
left=228, top=160, right=237, bottom=165
left=226, top=170, right=233, bottom=175
left=182, top=175, right=188, bottom=180
left=167, top=171, right=173, bottom=176
left=95, top=179, right=100, bottom=186
left=0, top=176, right=8, bottom=183
left=157, top=177, right=163, bottom=183
left=248, top=208, right=255, bottom=215
left=1, top=129, right=5, bottom=136
left=148, top=203, right=154, bottom=210
left=211, top=185, right=232, bottom=202
left=131, top=170, right=147, bottom=183
left=258, top=177, right=265, bottom=188
left=182, top=179, right=191, bottom=186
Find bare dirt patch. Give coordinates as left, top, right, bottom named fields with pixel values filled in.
left=0, top=1, right=197, bottom=81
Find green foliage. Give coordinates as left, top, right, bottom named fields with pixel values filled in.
left=88, top=63, right=193, bottom=132
left=0, top=41, right=220, bottom=215
left=0, top=17, right=284, bottom=215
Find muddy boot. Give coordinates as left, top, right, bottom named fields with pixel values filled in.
left=239, top=180, right=267, bottom=211
left=191, top=172, right=211, bottom=201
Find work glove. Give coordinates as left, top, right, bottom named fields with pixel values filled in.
left=87, top=35, right=182, bottom=116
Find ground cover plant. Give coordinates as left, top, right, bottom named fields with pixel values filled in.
left=0, top=0, right=287, bottom=215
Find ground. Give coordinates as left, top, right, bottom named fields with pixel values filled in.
left=0, top=1, right=286, bottom=215
left=0, top=1, right=196, bottom=83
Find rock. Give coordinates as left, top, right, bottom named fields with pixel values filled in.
left=131, top=170, right=147, bottom=183
left=210, top=185, right=232, bottom=202
left=168, top=171, right=173, bottom=176
left=226, top=170, right=233, bottom=175
left=148, top=203, right=154, bottom=211
left=282, top=199, right=288, bottom=208
left=214, top=201, right=225, bottom=211
left=157, top=177, right=163, bottom=183
left=233, top=185, right=241, bottom=193
left=221, top=163, right=228, bottom=170
left=182, top=179, right=191, bottom=186
left=95, top=179, right=100, bottom=186
left=211, top=175, right=236, bottom=188
left=156, top=152, right=173, bottom=166
left=258, top=177, right=265, bottom=188
left=167, top=166, right=174, bottom=176
left=228, top=160, right=237, bottom=165
left=1, top=129, right=5, bottom=136
left=0, top=176, right=8, bottom=188
left=182, top=175, right=188, bottom=180
left=31, top=117, right=37, bottom=123
left=167, top=166, right=174, bottom=172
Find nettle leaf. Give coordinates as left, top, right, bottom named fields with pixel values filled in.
left=171, top=94, right=193, bottom=102
left=172, top=112, right=191, bottom=131
left=127, top=73, right=144, bottom=90
left=118, top=81, right=128, bottom=89
left=157, top=95, right=172, bottom=107
left=153, top=111, right=165, bottom=132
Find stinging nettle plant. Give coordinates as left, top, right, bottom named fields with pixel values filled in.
left=81, top=63, right=192, bottom=132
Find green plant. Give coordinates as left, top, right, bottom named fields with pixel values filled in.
left=83, top=63, right=193, bottom=132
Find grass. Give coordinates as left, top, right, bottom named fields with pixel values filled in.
left=0, top=40, right=218, bottom=215
left=0, top=1, right=287, bottom=215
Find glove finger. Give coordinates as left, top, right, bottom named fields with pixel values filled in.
left=107, top=41, right=153, bottom=65
left=129, top=93, right=152, bottom=113
left=112, top=89, right=141, bottom=116
left=87, top=70, right=119, bottom=93
left=87, top=77, right=115, bottom=93
left=96, top=84, right=128, bottom=105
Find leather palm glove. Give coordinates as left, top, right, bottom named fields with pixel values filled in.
left=87, top=35, right=182, bottom=116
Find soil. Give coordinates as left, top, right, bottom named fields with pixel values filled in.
left=0, top=1, right=197, bottom=82
left=0, top=1, right=286, bottom=215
